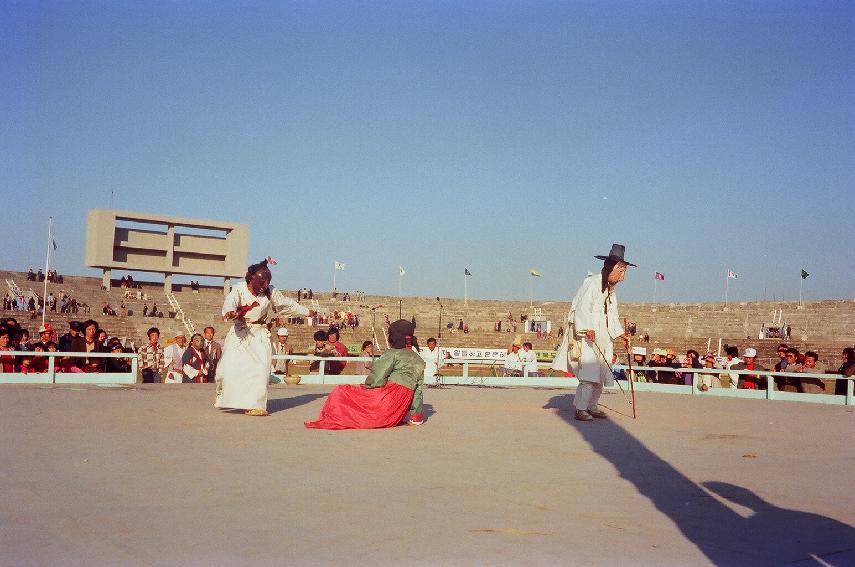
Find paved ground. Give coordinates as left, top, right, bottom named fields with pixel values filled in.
left=1, top=383, right=853, bottom=566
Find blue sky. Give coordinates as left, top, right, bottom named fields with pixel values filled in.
left=3, top=1, right=853, bottom=303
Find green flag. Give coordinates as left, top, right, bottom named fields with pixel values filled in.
left=800, top=269, right=809, bottom=279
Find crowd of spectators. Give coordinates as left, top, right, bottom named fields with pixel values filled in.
left=622, top=342, right=854, bottom=396
left=4, top=291, right=90, bottom=319
left=0, top=317, right=134, bottom=374
left=26, top=268, right=63, bottom=283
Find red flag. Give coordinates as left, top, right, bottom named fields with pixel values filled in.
left=654, top=272, right=665, bottom=281
left=266, top=256, right=278, bottom=266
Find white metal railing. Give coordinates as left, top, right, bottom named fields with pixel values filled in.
left=273, top=354, right=854, bottom=406
left=165, top=292, right=197, bottom=336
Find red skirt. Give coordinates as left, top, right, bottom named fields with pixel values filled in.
left=305, top=381, right=414, bottom=430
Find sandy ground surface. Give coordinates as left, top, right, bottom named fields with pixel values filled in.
left=1, top=383, right=853, bottom=567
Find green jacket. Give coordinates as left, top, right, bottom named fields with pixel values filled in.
left=364, top=348, right=426, bottom=414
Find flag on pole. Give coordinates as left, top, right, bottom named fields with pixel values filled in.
left=800, top=269, right=809, bottom=279
left=399, top=266, right=406, bottom=276
left=727, top=270, right=738, bottom=279
left=265, top=256, right=278, bottom=266
left=52, top=240, right=57, bottom=251
left=335, top=261, right=345, bottom=271
left=530, top=269, right=541, bottom=277
left=654, top=272, right=665, bottom=281
left=464, top=268, right=472, bottom=276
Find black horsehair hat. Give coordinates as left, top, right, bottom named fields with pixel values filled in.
left=594, top=243, right=637, bottom=267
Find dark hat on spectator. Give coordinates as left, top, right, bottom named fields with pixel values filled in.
left=595, top=243, right=636, bottom=267
left=388, top=319, right=415, bottom=349
left=69, top=321, right=82, bottom=331
left=313, top=330, right=328, bottom=341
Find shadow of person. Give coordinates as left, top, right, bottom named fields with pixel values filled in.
left=543, top=394, right=855, bottom=565
left=267, top=393, right=327, bottom=414
left=702, top=481, right=855, bottom=565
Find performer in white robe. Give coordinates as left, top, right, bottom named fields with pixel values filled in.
left=215, top=259, right=309, bottom=416
left=572, top=244, right=634, bottom=421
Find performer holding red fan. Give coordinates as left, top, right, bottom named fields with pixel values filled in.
left=215, top=259, right=309, bottom=416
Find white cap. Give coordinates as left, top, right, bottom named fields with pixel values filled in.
left=632, top=346, right=647, bottom=356
left=743, top=347, right=757, bottom=358
left=276, top=327, right=289, bottom=337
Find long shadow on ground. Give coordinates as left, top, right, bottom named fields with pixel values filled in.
left=543, top=394, right=855, bottom=566
left=268, top=393, right=326, bottom=414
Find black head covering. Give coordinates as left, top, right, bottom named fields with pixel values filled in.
left=388, top=319, right=415, bottom=349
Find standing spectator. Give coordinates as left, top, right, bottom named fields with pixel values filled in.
left=203, top=326, right=222, bottom=379
left=272, top=327, right=292, bottom=375
left=458, top=319, right=464, bottom=332
left=520, top=342, right=542, bottom=377
left=138, top=327, right=164, bottom=383
left=326, top=327, right=348, bottom=375
left=181, top=333, right=209, bottom=383
left=629, top=347, right=651, bottom=383
left=58, top=322, right=82, bottom=352
left=81, top=320, right=106, bottom=372
left=163, top=333, right=187, bottom=382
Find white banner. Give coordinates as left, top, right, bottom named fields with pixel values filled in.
left=439, top=347, right=507, bottom=361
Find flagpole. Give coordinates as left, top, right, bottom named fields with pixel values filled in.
left=332, top=262, right=336, bottom=295
left=653, top=279, right=658, bottom=304
left=464, top=273, right=468, bottom=306
left=398, top=272, right=402, bottom=298
left=42, top=217, right=53, bottom=327
left=529, top=275, right=533, bottom=308
left=799, top=276, right=803, bottom=307
left=725, top=271, right=729, bottom=307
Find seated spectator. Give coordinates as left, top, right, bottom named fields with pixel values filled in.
left=774, top=343, right=789, bottom=371
left=611, top=353, right=627, bottom=381
left=723, top=346, right=744, bottom=389
left=737, top=347, right=766, bottom=389
left=326, top=328, right=348, bottom=375
left=776, top=348, right=802, bottom=392
left=30, top=343, right=49, bottom=373
left=520, top=342, right=542, bottom=377
left=0, top=327, right=16, bottom=372
left=354, top=340, right=375, bottom=376
left=309, top=330, right=335, bottom=373
left=629, top=346, right=651, bottom=382
left=797, top=351, right=824, bottom=394
left=104, top=338, right=132, bottom=373
left=833, top=347, right=855, bottom=396
left=96, top=328, right=109, bottom=349
left=499, top=339, right=523, bottom=377
left=699, top=353, right=718, bottom=391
